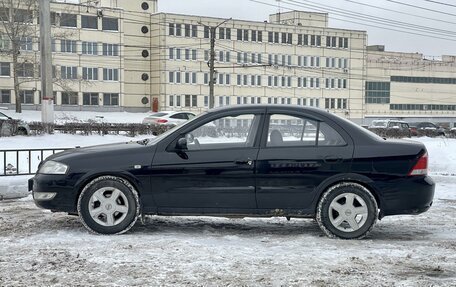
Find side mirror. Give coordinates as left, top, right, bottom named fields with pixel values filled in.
left=176, top=137, right=188, bottom=150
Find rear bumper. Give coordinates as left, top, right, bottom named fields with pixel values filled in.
left=374, top=175, right=435, bottom=217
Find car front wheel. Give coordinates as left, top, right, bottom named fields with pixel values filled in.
left=316, top=182, right=378, bottom=239
left=77, top=176, right=140, bottom=234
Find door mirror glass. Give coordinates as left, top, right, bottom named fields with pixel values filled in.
left=176, top=137, right=188, bottom=150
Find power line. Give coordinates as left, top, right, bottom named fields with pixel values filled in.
left=384, top=0, right=456, bottom=17
left=341, top=0, right=456, bottom=26
left=420, top=0, right=456, bottom=8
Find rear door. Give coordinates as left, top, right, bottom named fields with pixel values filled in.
left=255, top=108, right=354, bottom=211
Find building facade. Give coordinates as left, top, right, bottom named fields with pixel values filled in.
left=0, top=0, right=455, bottom=123
left=365, top=45, right=456, bottom=124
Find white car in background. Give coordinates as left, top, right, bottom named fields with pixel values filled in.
left=142, top=111, right=196, bottom=127
left=0, top=111, right=30, bottom=136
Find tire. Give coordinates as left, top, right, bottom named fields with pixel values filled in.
left=17, top=128, right=27, bottom=136
left=316, top=182, right=378, bottom=239
left=77, top=176, right=140, bottom=234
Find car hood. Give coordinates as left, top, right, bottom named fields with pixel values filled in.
left=45, top=141, right=157, bottom=171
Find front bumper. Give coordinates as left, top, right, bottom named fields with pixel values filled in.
left=29, top=174, right=79, bottom=213
left=375, top=175, right=435, bottom=217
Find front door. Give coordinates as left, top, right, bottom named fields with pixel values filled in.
left=150, top=111, right=264, bottom=213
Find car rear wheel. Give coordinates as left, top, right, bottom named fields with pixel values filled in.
left=316, top=182, right=378, bottom=239
left=77, top=176, right=140, bottom=234
left=17, top=128, right=28, bottom=136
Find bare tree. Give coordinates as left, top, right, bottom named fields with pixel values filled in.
left=0, top=0, right=37, bottom=113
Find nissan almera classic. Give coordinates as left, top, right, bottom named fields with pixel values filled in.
left=30, top=105, right=435, bottom=239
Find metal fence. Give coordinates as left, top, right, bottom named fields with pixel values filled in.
left=0, top=148, right=69, bottom=176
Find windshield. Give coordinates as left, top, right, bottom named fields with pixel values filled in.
left=145, top=112, right=207, bottom=145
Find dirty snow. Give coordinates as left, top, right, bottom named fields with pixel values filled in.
left=1, top=132, right=456, bottom=286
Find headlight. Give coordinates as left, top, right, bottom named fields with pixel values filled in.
left=38, top=160, right=69, bottom=174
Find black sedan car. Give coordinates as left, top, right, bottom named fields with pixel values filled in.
left=30, top=105, right=435, bottom=239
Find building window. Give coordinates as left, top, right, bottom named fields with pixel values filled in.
left=102, top=43, right=119, bottom=56
left=19, top=90, right=34, bottom=104
left=192, top=25, right=198, bottom=37
left=17, top=63, right=33, bottom=77
left=192, top=49, right=197, bottom=61
left=61, top=92, right=78, bottom=105
left=81, top=15, right=98, bottom=29
left=103, top=68, right=119, bottom=81
left=103, top=93, right=119, bottom=106
left=365, top=81, right=390, bottom=104
left=175, top=24, right=182, bottom=36
left=169, top=71, right=174, bottom=83
left=0, top=34, right=11, bottom=50
left=61, top=39, right=77, bottom=53
left=204, top=26, right=210, bottom=38
left=82, top=67, right=98, bottom=80
left=82, top=41, right=98, bottom=55
left=19, top=37, right=32, bottom=51
left=102, top=17, right=118, bottom=31
left=184, top=95, right=197, bottom=107
left=0, top=90, right=11, bottom=103
left=60, top=13, right=77, bottom=27
left=0, top=62, right=10, bottom=76
left=13, top=9, right=33, bottom=23
left=83, top=93, right=99, bottom=105
left=185, top=24, right=191, bottom=37
left=61, top=66, right=77, bottom=79
left=169, top=95, right=174, bottom=106
left=169, top=23, right=174, bottom=35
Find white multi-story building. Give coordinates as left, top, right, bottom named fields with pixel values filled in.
left=0, top=0, right=455, bottom=124
left=365, top=45, right=456, bottom=123
left=149, top=10, right=367, bottom=121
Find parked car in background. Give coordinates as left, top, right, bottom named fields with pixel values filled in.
left=0, top=111, right=30, bottom=136
left=368, top=119, right=411, bottom=137
left=30, top=105, right=435, bottom=239
left=142, top=111, right=195, bottom=127
left=408, top=122, right=445, bottom=136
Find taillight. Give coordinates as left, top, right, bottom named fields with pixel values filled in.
left=408, top=152, right=428, bottom=176
left=156, top=119, right=168, bottom=123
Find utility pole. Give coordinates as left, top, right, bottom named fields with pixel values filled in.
left=207, top=18, right=231, bottom=109
left=208, top=26, right=216, bottom=109
left=39, top=0, right=54, bottom=123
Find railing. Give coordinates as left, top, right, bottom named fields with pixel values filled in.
left=0, top=148, right=70, bottom=176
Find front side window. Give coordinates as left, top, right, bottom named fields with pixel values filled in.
left=185, top=114, right=258, bottom=151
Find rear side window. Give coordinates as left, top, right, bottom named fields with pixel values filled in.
left=318, top=122, right=346, bottom=146
left=267, top=114, right=346, bottom=147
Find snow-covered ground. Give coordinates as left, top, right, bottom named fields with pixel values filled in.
left=1, top=133, right=455, bottom=286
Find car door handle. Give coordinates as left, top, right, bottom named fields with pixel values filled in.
left=235, top=158, right=254, bottom=166
left=323, top=156, right=342, bottom=163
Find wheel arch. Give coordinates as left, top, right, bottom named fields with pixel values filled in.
left=74, top=171, right=144, bottom=209
left=312, top=173, right=382, bottom=216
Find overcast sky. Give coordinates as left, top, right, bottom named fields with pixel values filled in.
left=157, top=0, right=456, bottom=58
